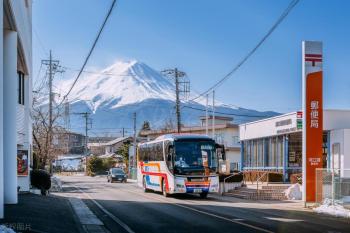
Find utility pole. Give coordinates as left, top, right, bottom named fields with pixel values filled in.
left=132, top=112, right=137, bottom=178
left=161, top=68, right=189, bottom=133
left=175, top=68, right=181, bottom=133
left=41, top=50, right=64, bottom=173
left=206, top=93, right=209, bottom=135
left=212, top=90, right=215, bottom=139
left=122, top=128, right=125, bottom=137
left=73, top=112, right=91, bottom=155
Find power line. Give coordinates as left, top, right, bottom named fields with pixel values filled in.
left=59, top=0, right=117, bottom=106
left=182, top=105, right=275, bottom=118
left=188, top=0, right=300, bottom=102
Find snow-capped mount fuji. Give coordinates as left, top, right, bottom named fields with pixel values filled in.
left=57, top=60, right=278, bottom=136
left=59, top=60, right=177, bottom=111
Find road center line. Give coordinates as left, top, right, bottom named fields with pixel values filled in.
left=72, top=184, right=136, bottom=233
left=124, top=188, right=274, bottom=233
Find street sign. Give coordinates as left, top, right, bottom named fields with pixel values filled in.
left=302, top=41, right=323, bottom=203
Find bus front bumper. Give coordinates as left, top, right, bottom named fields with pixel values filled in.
left=173, top=177, right=219, bottom=194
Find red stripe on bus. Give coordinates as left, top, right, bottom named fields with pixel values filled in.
left=141, top=171, right=169, bottom=192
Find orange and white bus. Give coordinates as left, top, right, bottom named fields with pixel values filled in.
left=137, top=134, right=224, bottom=198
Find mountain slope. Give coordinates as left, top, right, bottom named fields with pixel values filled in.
left=57, top=60, right=278, bottom=136
left=59, top=60, right=176, bottom=111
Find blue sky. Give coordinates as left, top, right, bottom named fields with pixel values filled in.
left=33, top=0, right=350, bottom=113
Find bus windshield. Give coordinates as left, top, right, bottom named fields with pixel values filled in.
left=174, top=141, right=217, bottom=173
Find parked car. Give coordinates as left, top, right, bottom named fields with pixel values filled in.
left=107, top=168, right=127, bottom=183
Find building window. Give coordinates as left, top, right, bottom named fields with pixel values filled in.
left=18, top=71, right=25, bottom=105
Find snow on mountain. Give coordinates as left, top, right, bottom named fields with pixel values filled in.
left=56, top=60, right=278, bottom=136
left=58, top=60, right=177, bottom=111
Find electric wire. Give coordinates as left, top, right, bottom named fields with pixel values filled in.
left=187, top=0, right=300, bottom=102
left=182, top=105, right=275, bottom=118
left=58, top=0, right=117, bottom=106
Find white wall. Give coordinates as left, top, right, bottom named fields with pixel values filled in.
left=10, top=0, right=32, bottom=71
left=0, top=0, right=4, bottom=219
left=324, top=110, right=350, bottom=131
left=5, top=1, right=32, bottom=194
left=240, top=110, right=350, bottom=141
left=226, top=151, right=240, bottom=163
left=214, top=128, right=240, bottom=148
left=330, top=129, right=350, bottom=177
left=240, top=112, right=299, bottom=140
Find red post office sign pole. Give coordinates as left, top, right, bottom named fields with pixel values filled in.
left=302, top=41, right=323, bottom=203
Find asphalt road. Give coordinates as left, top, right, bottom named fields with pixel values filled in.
left=60, top=175, right=350, bottom=233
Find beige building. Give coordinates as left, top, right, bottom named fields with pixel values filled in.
left=139, top=116, right=241, bottom=170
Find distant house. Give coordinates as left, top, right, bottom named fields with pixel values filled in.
left=88, top=142, right=106, bottom=156
left=88, top=137, right=133, bottom=156
left=52, top=129, right=87, bottom=155
left=88, top=137, right=116, bottom=156
left=51, top=129, right=87, bottom=172
left=139, top=116, right=241, bottom=170
left=103, top=137, right=133, bottom=155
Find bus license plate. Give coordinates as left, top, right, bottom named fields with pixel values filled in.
left=193, top=189, right=202, bottom=193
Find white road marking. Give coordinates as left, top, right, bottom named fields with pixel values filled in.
left=124, top=189, right=275, bottom=233
left=68, top=197, right=103, bottom=225
left=264, top=217, right=303, bottom=223
left=232, top=218, right=245, bottom=221
left=73, top=185, right=136, bottom=233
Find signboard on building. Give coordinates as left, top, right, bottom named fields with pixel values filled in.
left=302, top=41, right=323, bottom=203
left=17, top=150, right=29, bottom=176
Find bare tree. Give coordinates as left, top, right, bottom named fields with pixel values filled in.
left=32, top=91, right=64, bottom=170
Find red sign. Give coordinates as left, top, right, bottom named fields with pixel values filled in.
left=17, top=150, right=29, bottom=176
left=303, top=41, right=323, bottom=203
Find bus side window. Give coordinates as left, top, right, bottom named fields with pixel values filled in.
left=167, top=146, right=174, bottom=171
left=157, top=143, right=163, bottom=161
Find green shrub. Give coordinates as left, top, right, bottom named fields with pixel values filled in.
left=86, top=155, right=104, bottom=176
left=102, top=157, right=116, bottom=170
left=87, top=156, right=119, bottom=176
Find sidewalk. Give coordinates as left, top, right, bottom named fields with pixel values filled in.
left=0, top=193, right=84, bottom=233
left=210, top=193, right=309, bottom=212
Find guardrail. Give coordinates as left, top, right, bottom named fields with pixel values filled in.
left=222, top=173, right=238, bottom=194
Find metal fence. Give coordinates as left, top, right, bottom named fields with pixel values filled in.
left=315, top=168, right=350, bottom=207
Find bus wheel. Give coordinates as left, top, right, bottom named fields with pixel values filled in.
left=143, top=177, right=149, bottom=192
left=162, top=180, right=169, bottom=197
left=200, top=192, right=208, bottom=198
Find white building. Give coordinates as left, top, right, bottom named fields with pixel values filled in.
left=0, top=0, right=32, bottom=218
left=239, top=110, right=350, bottom=181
